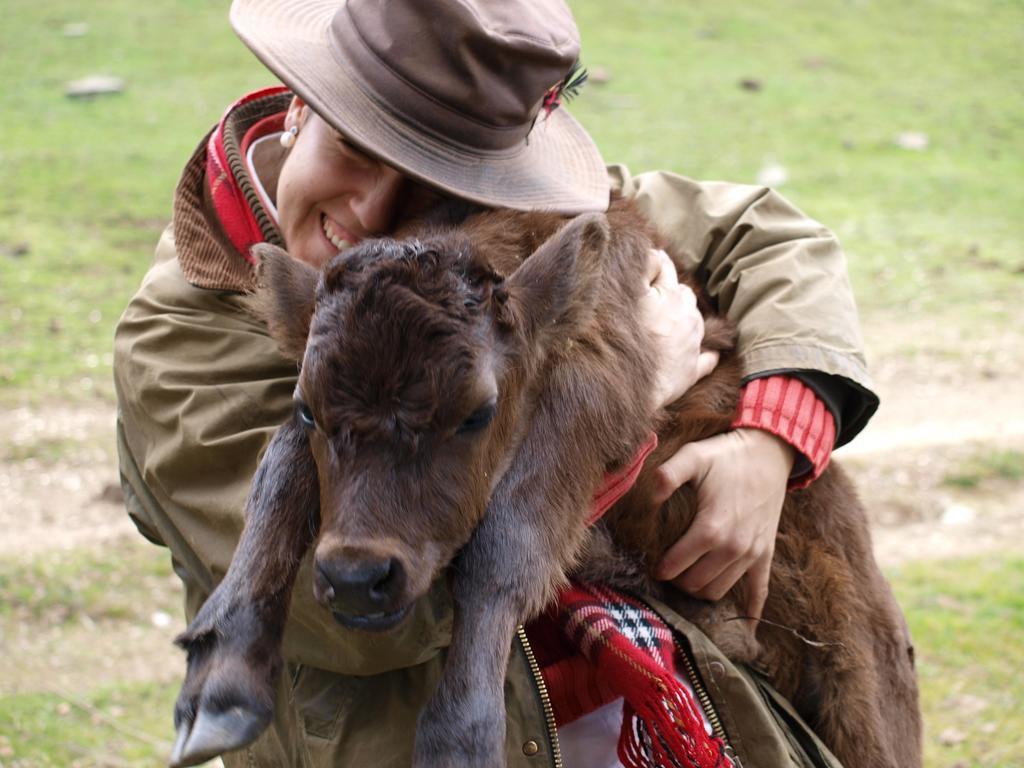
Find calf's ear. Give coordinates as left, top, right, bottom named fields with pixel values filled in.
left=504, top=213, right=609, bottom=339
left=249, top=243, right=319, bottom=362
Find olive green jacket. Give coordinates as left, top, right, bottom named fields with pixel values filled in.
left=114, top=111, right=868, bottom=765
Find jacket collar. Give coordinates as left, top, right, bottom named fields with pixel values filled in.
left=173, top=87, right=292, bottom=291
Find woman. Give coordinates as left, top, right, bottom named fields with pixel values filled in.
left=114, top=0, right=877, bottom=765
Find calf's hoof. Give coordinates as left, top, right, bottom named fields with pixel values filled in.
left=169, top=704, right=270, bottom=768
left=169, top=594, right=283, bottom=767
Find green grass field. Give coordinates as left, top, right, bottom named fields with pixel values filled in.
left=1, top=0, right=1021, bottom=401
left=1, top=0, right=1022, bottom=765
left=894, top=556, right=1024, bottom=767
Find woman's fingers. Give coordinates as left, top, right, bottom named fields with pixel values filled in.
left=641, top=248, right=719, bottom=410
left=653, top=442, right=705, bottom=503
left=654, top=430, right=791, bottom=616
left=744, top=554, right=773, bottom=623
left=680, top=554, right=754, bottom=603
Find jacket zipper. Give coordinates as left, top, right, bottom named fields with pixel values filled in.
left=516, top=625, right=563, bottom=768
left=673, top=634, right=728, bottom=744
left=673, top=633, right=743, bottom=767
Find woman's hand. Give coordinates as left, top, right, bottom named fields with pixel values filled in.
left=641, top=248, right=719, bottom=410
left=652, top=428, right=795, bottom=622
left=638, top=249, right=792, bottom=620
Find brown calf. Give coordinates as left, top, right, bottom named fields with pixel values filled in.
left=169, top=200, right=920, bottom=768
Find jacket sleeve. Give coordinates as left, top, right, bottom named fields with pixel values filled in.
left=113, top=227, right=453, bottom=676
left=611, top=165, right=879, bottom=447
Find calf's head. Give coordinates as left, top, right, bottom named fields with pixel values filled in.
left=253, top=214, right=609, bottom=630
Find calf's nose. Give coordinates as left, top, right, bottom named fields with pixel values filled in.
left=315, top=556, right=406, bottom=616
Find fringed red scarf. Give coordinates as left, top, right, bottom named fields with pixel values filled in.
left=533, top=584, right=732, bottom=768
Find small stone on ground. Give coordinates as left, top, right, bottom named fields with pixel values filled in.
left=65, top=76, right=125, bottom=99
left=62, top=22, right=89, bottom=38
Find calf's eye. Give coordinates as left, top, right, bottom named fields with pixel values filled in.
left=457, top=401, right=496, bottom=435
left=296, top=401, right=317, bottom=430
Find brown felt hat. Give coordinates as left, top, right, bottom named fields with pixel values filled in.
left=230, top=0, right=610, bottom=214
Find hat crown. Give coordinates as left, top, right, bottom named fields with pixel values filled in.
left=331, top=0, right=581, bottom=149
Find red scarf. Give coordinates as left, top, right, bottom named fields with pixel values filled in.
left=529, top=583, right=732, bottom=768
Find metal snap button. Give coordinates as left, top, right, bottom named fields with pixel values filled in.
left=522, top=740, right=540, bottom=756
left=709, top=660, right=726, bottom=679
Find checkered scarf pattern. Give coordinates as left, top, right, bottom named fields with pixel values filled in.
left=551, top=583, right=732, bottom=768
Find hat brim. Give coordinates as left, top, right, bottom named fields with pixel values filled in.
left=231, top=0, right=610, bottom=214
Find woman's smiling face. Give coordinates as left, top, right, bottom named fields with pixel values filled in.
left=275, top=97, right=447, bottom=268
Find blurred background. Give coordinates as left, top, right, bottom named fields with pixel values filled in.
left=1, top=0, right=1021, bottom=765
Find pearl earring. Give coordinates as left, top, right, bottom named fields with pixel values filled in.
left=280, top=126, right=299, bottom=149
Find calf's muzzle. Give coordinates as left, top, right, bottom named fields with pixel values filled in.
left=314, top=553, right=409, bottom=631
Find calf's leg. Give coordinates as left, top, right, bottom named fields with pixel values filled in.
left=170, top=418, right=319, bottom=767
left=413, top=445, right=588, bottom=768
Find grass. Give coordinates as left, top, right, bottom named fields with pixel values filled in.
left=568, top=0, right=1024, bottom=320
left=943, top=449, right=1024, bottom=489
left=0, top=543, right=180, bottom=625
left=0, top=683, right=177, bottom=766
left=0, top=0, right=268, bottom=403
left=1, top=0, right=1022, bottom=402
left=0, top=435, right=85, bottom=464
left=890, top=556, right=1024, bottom=767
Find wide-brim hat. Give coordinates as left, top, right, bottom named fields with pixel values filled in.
left=230, top=0, right=610, bottom=214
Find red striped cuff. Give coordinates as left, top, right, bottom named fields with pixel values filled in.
left=731, top=376, right=836, bottom=489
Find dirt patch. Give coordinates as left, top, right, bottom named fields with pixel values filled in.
left=841, top=316, right=1024, bottom=565
left=0, top=404, right=135, bottom=557
left=3, top=334, right=1022, bottom=561
left=844, top=314, right=1024, bottom=458
left=843, top=441, right=1024, bottom=568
